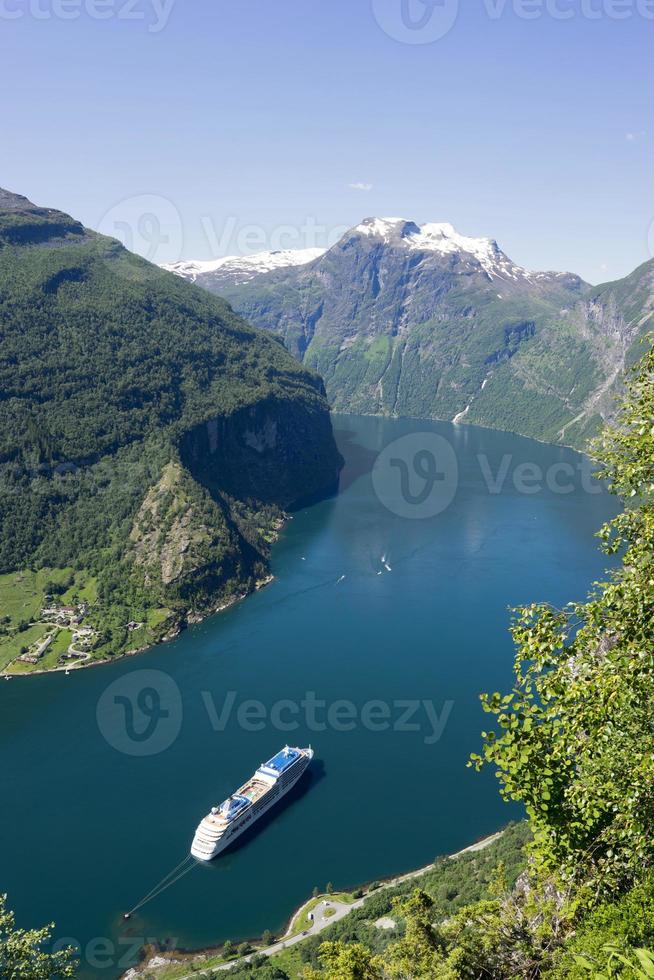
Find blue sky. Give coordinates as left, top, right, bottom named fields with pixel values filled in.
left=2, top=0, right=652, bottom=282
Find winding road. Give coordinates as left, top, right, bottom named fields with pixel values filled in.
left=136, top=831, right=503, bottom=979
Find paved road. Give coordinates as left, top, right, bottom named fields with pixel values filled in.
left=136, top=831, right=503, bottom=979
left=211, top=897, right=365, bottom=972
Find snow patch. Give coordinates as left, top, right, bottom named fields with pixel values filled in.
left=350, top=217, right=531, bottom=280
left=353, top=217, right=410, bottom=240
left=163, top=247, right=325, bottom=283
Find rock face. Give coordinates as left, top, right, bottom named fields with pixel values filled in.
left=179, top=396, right=342, bottom=506
left=550, top=259, right=654, bottom=445
left=169, top=217, right=654, bottom=448
left=0, top=187, right=342, bottom=631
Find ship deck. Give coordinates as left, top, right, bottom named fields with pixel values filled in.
left=238, top=777, right=271, bottom=804
left=203, top=777, right=272, bottom=829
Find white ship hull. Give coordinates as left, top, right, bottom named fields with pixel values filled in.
left=191, top=746, right=313, bottom=861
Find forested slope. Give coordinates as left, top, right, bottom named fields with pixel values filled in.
left=0, top=189, right=342, bottom=663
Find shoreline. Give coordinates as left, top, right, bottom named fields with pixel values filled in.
left=331, top=408, right=592, bottom=456
left=3, top=414, right=598, bottom=683
left=122, top=829, right=505, bottom=978
left=2, top=573, right=276, bottom=680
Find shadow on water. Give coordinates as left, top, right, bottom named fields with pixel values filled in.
left=205, top=758, right=327, bottom=868
left=290, top=478, right=341, bottom=513
left=290, top=414, right=393, bottom=512
left=110, top=763, right=327, bottom=964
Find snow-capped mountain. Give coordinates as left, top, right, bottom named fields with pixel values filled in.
left=164, top=216, right=652, bottom=447
left=345, top=217, right=578, bottom=286
left=350, top=216, right=518, bottom=277
left=166, top=217, right=581, bottom=294
left=163, top=246, right=325, bottom=286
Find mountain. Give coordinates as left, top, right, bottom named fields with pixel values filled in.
left=0, top=189, right=342, bottom=665
left=167, top=217, right=653, bottom=448
left=553, top=257, right=654, bottom=444
left=163, top=246, right=325, bottom=285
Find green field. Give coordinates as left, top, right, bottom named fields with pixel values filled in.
left=0, top=566, right=160, bottom=673
left=0, top=567, right=95, bottom=619
left=0, top=568, right=85, bottom=671
left=0, top=568, right=65, bottom=623
left=286, top=892, right=356, bottom=939
left=123, top=607, right=173, bottom=654
left=0, top=623, right=50, bottom=672
left=5, top=627, right=76, bottom=675
left=61, top=574, right=99, bottom=606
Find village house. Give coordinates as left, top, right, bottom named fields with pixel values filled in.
left=41, top=603, right=86, bottom=627
left=19, top=632, right=54, bottom=664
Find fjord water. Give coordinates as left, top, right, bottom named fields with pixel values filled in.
left=0, top=416, right=618, bottom=978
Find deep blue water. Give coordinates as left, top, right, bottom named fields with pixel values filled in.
left=0, top=415, right=619, bottom=977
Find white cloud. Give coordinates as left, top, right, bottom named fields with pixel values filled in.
left=349, top=182, right=373, bottom=191
left=626, top=130, right=646, bottom=142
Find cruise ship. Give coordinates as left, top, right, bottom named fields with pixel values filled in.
left=190, top=745, right=314, bottom=861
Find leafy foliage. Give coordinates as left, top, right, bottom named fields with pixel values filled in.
left=0, top=894, right=77, bottom=979
left=472, top=336, right=654, bottom=895
left=549, top=872, right=654, bottom=978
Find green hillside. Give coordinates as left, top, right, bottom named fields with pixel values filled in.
left=0, top=190, right=342, bottom=669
